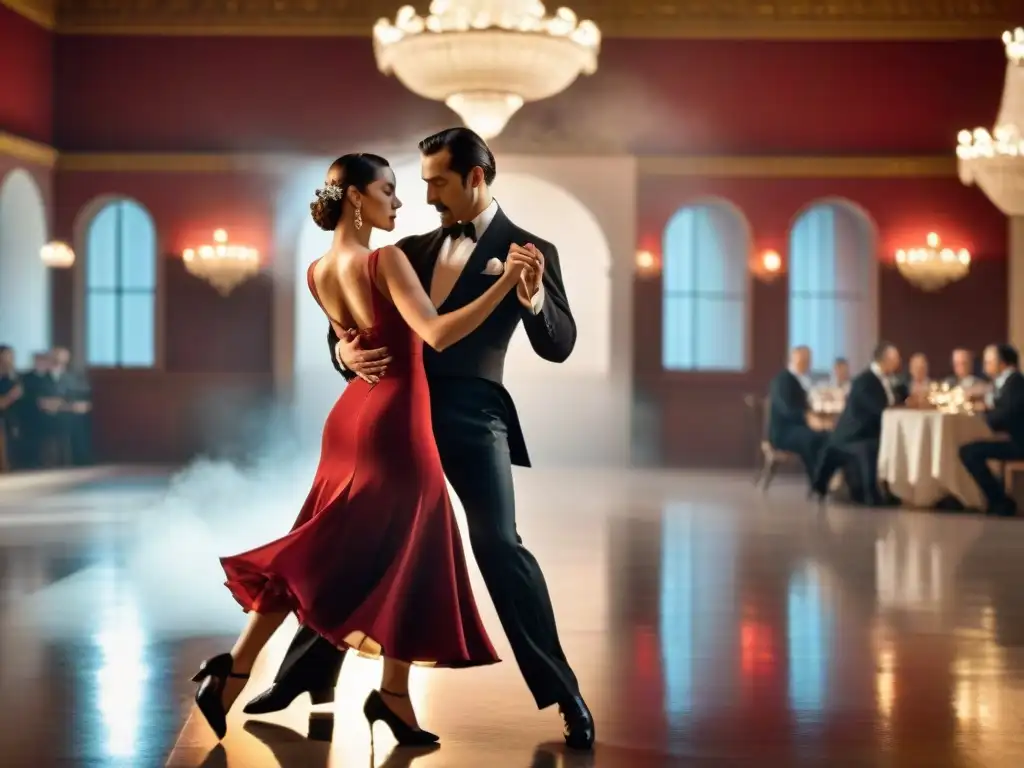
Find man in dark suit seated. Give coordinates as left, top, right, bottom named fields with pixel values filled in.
left=767, top=345, right=828, bottom=484
left=958, top=343, right=1024, bottom=517
left=811, top=341, right=904, bottom=506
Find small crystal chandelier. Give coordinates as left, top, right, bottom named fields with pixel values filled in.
left=894, top=232, right=971, bottom=292
left=956, top=28, right=1024, bottom=214
left=39, top=241, right=74, bottom=268
left=182, top=229, right=260, bottom=296
left=373, top=1, right=601, bottom=140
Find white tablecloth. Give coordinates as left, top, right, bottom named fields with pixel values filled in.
left=877, top=409, right=995, bottom=508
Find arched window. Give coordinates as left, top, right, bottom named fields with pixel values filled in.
left=661, top=202, right=749, bottom=371
left=788, top=201, right=876, bottom=372
left=85, top=200, right=157, bottom=367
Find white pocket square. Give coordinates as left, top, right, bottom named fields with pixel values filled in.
left=481, top=258, right=504, bottom=275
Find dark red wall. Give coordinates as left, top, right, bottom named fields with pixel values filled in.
left=635, top=175, right=1007, bottom=466
left=48, top=171, right=277, bottom=463
left=53, top=37, right=1005, bottom=154
left=0, top=6, right=52, bottom=142
left=41, top=35, right=1011, bottom=465
left=53, top=170, right=275, bottom=373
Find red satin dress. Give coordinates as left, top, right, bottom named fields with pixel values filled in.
left=220, top=249, right=500, bottom=668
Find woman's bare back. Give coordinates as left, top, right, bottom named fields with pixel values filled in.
left=309, top=248, right=380, bottom=337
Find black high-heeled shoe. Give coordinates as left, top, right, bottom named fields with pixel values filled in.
left=362, top=689, right=439, bottom=746
left=192, top=653, right=250, bottom=740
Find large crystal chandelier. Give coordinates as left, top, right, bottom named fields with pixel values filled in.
left=957, top=28, right=1024, bottom=214
left=894, top=232, right=971, bottom=292
left=182, top=229, right=260, bottom=296
left=373, top=0, right=601, bottom=140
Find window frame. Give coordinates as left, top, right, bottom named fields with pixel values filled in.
left=786, top=198, right=879, bottom=375
left=659, top=200, right=753, bottom=377
left=73, top=196, right=164, bottom=371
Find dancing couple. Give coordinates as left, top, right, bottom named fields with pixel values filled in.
left=191, top=127, right=594, bottom=751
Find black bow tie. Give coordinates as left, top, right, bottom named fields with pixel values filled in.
left=442, top=221, right=477, bottom=242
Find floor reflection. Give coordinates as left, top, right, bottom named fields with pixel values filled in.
left=3, top=468, right=1024, bottom=766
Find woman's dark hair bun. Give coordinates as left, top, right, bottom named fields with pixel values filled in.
left=310, top=189, right=343, bottom=232
left=309, top=153, right=391, bottom=232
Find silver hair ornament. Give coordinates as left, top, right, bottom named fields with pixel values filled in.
left=317, top=185, right=345, bottom=202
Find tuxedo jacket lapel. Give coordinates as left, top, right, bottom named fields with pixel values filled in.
left=440, top=208, right=513, bottom=311
left=406, top=229, right=447, bottom=293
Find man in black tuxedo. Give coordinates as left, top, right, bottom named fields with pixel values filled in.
left=245, top=128, right=593, bottom=749
left=811, top=341, right=904, bottom=505
left=958, top=343, right=1024, bottom=517
left=767, top=345, right=828, bottom=483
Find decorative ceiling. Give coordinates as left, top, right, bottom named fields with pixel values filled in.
left=2, top=0, right=1019, bottom=39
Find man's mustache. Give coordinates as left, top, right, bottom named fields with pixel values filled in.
left=433, top=204, right=449, bottom=213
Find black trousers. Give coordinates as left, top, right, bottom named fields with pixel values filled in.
left=271, top=382, right=579, bottom=709
left=813, top=438, right=881, bottom=505
left=959, top=439, right=1024, bottom=508
left=774, top=425, right=829, bottom=484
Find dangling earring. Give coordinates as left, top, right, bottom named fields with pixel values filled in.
left=354, top=205, right=363, bottom=230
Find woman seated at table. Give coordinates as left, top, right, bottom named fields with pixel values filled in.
left=811, top=342, right=906, bottom=506
left=909, top=354, right=933, bottom=399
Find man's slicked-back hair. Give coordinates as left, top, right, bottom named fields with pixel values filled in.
left=996, top=343, right=1020, bottom=368
left=419, top=127, right=497, bottom=185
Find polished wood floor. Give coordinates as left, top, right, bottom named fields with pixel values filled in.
left=1, top=464, right=1023, bottom=767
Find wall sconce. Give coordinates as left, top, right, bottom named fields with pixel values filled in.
left=635, top=249, right=660, bottom=277
left=182, top=228, right=260, bottom=296
left=40, top=240, right=75, bottom=268
left=894, top=232, right=971, bottom=291
left=752, top=249, right=784, bottom=282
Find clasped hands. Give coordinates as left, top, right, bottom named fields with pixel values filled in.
left=511, top=243, right=544, bottom=308
left=335, top=242, right=544, bottom=385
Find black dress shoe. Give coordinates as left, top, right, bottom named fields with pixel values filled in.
left=987, top=498, right=1018, bottom=517
left=242, top=680, right=335, bottom=715
left=558, top=695, right=595, bottom=750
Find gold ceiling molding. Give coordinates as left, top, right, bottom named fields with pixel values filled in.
left=637, top=155, right=958, bottom=178
left=50, top=0, right=1018, bottom=39
left=53, top=150, right=958, bottom=178
left=0, top=0, right=54, bottom=29
left=0, top=132, right=58, bottom=168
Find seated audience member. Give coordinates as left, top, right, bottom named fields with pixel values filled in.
left=831, top=357, right=851, bottom=395
left=958, top=343, right=1024, bottom=517
left=0, top=345, right=23, bottom=470
left=946, top=348, right=985, bottom=390
left=50, top=347, right=92, bottom=466
left=811, top=341, right=905, bottom=506
left=904, top=352, right=932, bottom=402
left=768, top=345, right=829, bottom=484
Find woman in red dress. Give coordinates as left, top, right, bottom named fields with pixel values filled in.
left=191, top=153, right=538, bottom=744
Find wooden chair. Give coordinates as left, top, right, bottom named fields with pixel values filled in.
left=1003, top=460, right=1024, bottom=504
left=745, top=394, right=796, bottom=491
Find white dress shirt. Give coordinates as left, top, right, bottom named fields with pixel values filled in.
left=870, top=362, right=896, bottom=405
left=429, top=200, right=545, bottom=314
left=788, top=367, right=812, bottom=391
